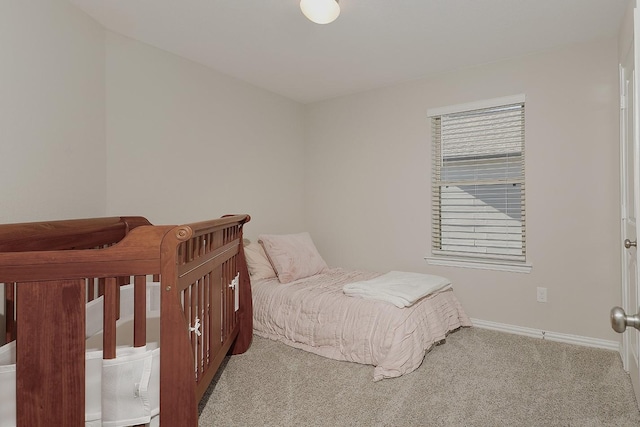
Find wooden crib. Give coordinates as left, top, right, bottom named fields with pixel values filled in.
left=0, top=214, right=252, bottom=426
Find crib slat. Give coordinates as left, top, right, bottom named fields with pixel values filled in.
left=134, top=275, right=147, bottom=347
left=4, top=282, right=16, bottom=343
left=103, top=277, right=117, bottom=359
left=86, top=277, right=95, bottom=301
left=212, top=266, right=222, bottom=354
left=198, top=276, right=205, bottom=376
left=223, top=260, right=229, bottom=340
left=203, top=273, right=210, bottom=368
left=16, top=279, right=85, bottom=426
left=190, top=282, right=197, bottom=362
left=226, top=258, right=233, bottom=339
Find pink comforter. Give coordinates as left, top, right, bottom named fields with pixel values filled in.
left=252, top=268, right=472, bottom=381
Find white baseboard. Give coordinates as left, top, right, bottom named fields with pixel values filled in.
left=471, top=318, right=621, bottom=352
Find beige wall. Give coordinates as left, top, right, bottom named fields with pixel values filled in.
left=105, top=32, right=306, bottom=239
left=0, top=0, right=106, bottom=223
left=304, top=38, right=621, bottom=341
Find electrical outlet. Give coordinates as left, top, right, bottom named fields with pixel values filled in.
left=537, top=287, right=547, bottom=303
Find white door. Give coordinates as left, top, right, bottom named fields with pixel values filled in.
left=612, top=8, right=640, bottom=406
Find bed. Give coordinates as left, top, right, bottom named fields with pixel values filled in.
left=246, top=232, right=471, bottom=381
left=0, top=214, right=252, bottom=426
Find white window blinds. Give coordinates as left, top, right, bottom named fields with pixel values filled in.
left=430, top=97, right=525, bottom=262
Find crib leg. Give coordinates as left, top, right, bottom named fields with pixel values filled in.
left=16, top=279, right=85, bottom=426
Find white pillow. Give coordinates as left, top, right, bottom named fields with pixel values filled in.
left=258, top=232, right=328, bottom=284
left=244, top=241, right=277, bottom=280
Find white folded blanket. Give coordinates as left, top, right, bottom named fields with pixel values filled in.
left=342, top=271, right=451, bottom=308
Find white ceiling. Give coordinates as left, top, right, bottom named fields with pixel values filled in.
left=69, top=0, right=628, bottom=104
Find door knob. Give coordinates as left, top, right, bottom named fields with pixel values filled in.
left=624, top=239, right=637, bottom=249
left=610, top=306, right=640, bottom=332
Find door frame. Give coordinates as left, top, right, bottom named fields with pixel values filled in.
left=619, top=8, right=640, bottom=404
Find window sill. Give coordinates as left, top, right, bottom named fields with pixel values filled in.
left=424, top=256, right=532, bottom=273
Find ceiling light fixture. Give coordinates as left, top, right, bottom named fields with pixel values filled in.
left=300, top=0, right=340, bottom=25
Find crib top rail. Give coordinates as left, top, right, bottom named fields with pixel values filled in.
left=0, top=216, right=151, bottom=252
left=0, top=216, right=251, bottom=283
left=0, top=224, right=174, bottom=283
left=179, top=214, right=251, bottom=236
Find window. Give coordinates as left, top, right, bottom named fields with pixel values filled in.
left=427, top=95, right=527, bottom=270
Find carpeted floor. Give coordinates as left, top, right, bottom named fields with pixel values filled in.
left=198, top=328, right=640, bottom=426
